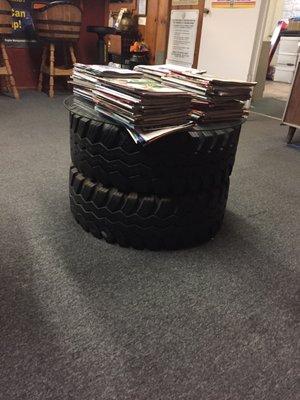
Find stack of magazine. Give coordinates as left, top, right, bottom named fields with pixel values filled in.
left=70, top=63, right=143, bottom=102
left=134, top=64, right=207, bottom=82
left=93, top=77, right=192, bottom=144
left=135, top=65, right=256, bottom=123
left=70, top=63, right=255, bottom=144
left=70, top=63, right=193, bottom=144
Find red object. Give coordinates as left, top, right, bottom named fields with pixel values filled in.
left=79, top=0, right=105, bottom=65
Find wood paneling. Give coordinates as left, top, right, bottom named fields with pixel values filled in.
left=109, top=35, right=122, bottom=54
left=154, top=0, right=171, bottom=64
left=109, top=1, right=136, bottom=13
left=80, top=0, right=106, bottom=64
left=105, top=0, right=171, bottom=64
left=106, top=0, right=204, bottom=66
left=143, top=0, right=159, bottom=64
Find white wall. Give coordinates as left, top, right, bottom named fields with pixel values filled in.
left=198, top=0, right=269, bottom=81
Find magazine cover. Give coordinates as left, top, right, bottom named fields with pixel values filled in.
left=99, top=78, right=188, bottom=95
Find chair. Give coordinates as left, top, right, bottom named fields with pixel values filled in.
left=0, top=0, right=19, bottom=99
left=33, top=1, right=82, bottom=97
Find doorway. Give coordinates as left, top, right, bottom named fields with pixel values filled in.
left=252, top=0, right=300, bottom=119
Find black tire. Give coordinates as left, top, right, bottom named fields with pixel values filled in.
left=69, top=166, right=230, bottom=250
left=70, top=113, right=241, bottom=196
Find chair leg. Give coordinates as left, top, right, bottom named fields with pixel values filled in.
left=0, top=42, right=19, bottom=100
left=4, top=76, right=11, bottom=92
left=69, top=44, right=77, bottom=65
left=286, top=126, right=296, bottom=144
left=38, top=44, right=47, bottom=92
left=0, top=76, right=9, bottom=92
left=49, top=43, right=55, bottom=98
left=0, top=76, right=5, bottom=93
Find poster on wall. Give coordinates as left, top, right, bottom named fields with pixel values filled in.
left=166, top=9, right=199, bottom=67
left=5, top=0, right=51, bottom=47
left=212, top=0, right=256, bottom=8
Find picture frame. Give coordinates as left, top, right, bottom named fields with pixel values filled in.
left=137, top=0, right=147, bottom=16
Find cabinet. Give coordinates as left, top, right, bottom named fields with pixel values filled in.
left=274, top=36, right=300, bottom=83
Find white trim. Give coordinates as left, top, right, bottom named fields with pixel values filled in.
left=283, top=122, right=300, bottom=129
left=248, top=0, right=271, bottom=82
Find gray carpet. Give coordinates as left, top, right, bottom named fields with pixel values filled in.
left=251, top=97, right=287, bottom=119
left=0, top=91, right=299, bottom=400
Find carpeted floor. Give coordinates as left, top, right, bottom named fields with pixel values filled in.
left=0, top=91, right=299, bottom=400
left=251, top=97, right=287, bottom=119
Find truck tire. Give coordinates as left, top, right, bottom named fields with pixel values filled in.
left=69, top=166, right=230, bottom=250
left=70, top=112, right=240, bottom=196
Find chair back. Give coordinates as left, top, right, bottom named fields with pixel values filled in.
left=0, top=0, right=12, bottom=37
left=33, top=1, right=82, bottom=42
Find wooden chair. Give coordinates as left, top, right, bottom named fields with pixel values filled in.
left=0, top=0, right=19, bottom=99
left=33, top=1, right=82, bottom=97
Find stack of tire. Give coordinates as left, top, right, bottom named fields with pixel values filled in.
left=69, top=110, right=242, bottom=250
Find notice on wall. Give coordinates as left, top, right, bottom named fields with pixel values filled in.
left=166, top=9, right=199, bottom=67
left=138, top=17, right=147, bottom=26
left=172, top=0, right=199, bottom=5
left=5, top=0, right=51, bottom=47
left=212, top=0, right=256, bottom=8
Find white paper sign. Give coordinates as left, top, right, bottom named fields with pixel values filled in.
left=166, top=10, right=199, bottom=67
left=138, top=17, right=147, bottom=25
left=138, top=0, right=147, bottom=15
